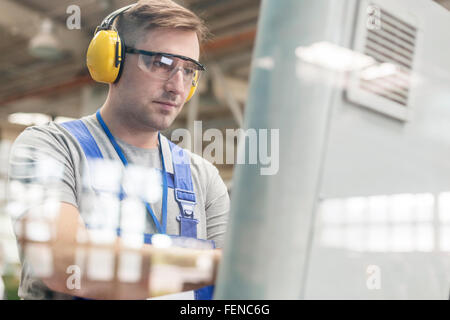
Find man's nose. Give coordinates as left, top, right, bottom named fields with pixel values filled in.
left=164, top=68, right=185, bottom=96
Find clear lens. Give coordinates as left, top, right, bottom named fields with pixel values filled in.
left=138, top=53, right=201, bottom=87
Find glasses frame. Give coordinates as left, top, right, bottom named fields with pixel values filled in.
left=125, top=46, right=206, bottom=72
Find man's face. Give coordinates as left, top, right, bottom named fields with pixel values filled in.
left=113, top=28, right=200, bottom=131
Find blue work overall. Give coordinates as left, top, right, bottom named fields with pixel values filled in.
left=61, top=116, right=214, bottom=300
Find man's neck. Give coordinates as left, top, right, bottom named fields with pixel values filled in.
left=99, top=104, right=159, bottom=149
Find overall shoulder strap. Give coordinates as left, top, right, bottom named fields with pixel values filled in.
left=167, top=139, right=196, bottom=202
left=61, top=119, right=125, bottom=198
left=60, top=119, right=104, bottom=160
left=165, top=139, right=215, bottom=300
left=167, top=139, right=199, bottom=238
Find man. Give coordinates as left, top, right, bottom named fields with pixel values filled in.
left=8, top=0, right=229, bottom=300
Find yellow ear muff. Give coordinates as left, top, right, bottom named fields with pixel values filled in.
left=185, top=71, right=199, bottom=102
left=86, top=29, right=123, bottom=84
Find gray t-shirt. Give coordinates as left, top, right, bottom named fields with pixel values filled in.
left=8, top=113, right=230, bottom=299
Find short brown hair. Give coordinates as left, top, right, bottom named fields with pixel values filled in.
left=114, top=0, right=209, bottom=47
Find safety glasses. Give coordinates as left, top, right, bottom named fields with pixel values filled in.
left=125, top=46, right=206, bottom=88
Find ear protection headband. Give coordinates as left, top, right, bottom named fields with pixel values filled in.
left=86, top=3, right=199, bottom=102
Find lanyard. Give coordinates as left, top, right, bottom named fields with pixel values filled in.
left=96, top=110, right=168, bottom=234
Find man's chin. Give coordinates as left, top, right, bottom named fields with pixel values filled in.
left=140, top=106, right=178, bottom=131
left=149, top=117, right=175, bottom=132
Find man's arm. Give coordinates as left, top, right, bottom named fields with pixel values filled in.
left=204, top=164, right=231, bottom=249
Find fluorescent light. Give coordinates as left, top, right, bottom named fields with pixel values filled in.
left=29, top=19, right=63, bottom=60
left=295, top=41, right=375, bottom=72
left=8, top=113, right=51, bottom=126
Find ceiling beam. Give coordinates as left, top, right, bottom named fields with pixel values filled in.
left=208, top=6, right=259, bottom=33
left=0, top=74, right=93, bottom=107
left=201, top=28, right=256, bottom=54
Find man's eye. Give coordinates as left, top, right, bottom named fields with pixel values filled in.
left=183, top=68, right=195, bottom=76
left=153, top=61, right=170, bottom=69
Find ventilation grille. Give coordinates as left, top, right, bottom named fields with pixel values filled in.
left=360, top=7, right=417, bottom=106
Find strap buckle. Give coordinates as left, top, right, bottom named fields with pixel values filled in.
left=174, top=188, right=196, bottom=204
left=174, top=188, right=196, bottom=217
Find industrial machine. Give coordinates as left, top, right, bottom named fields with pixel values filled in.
left=216, top=0, right=450, bottom=299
